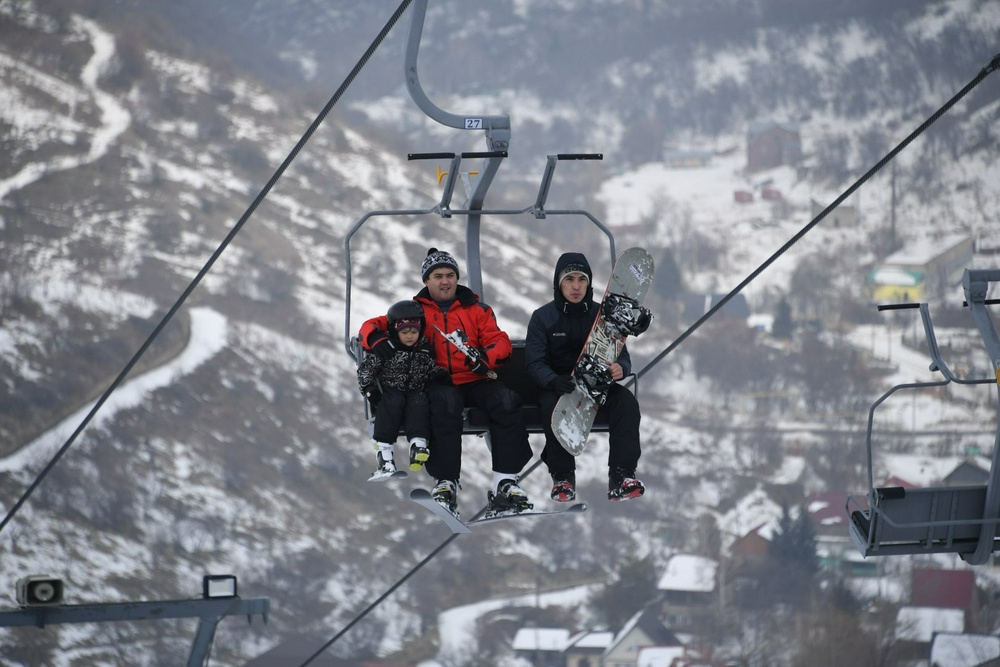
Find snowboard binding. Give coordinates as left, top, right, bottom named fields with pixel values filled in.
left=575, top=353, right=614, bottom=404
left=602, top=294, right=652, bottom=337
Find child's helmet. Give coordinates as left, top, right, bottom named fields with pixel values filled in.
left=387, top=300, right=425, bottom=338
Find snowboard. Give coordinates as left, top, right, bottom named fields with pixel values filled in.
left=552, top=247, right=654, bottom=456
left=409, top=489, right=588, bottom=534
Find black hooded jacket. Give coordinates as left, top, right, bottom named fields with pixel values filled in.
left=525, top=252, right=632, bottom=389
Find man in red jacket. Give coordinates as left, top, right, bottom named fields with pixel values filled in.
left=360, top=248, right=533, bottom=518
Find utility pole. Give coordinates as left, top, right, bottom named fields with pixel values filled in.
left=889, top=161, right=897, bottom=253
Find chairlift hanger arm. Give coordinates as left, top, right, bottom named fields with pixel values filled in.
left=961, top=269, right=1000, bottom=565
left=404, top=0, right=510, bottom=151
left=404, top=0, right=513, bottom=298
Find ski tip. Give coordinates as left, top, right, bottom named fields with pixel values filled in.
left=568, top=503, right=588, bottom=513
left=409, top=487, right=431, bottom=500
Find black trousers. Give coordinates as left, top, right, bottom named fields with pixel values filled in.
left=424, top=380, right=533, bottom=481
left=372, top=387, right=430, bottom=444
left=539, top=384, right=641, bottom=475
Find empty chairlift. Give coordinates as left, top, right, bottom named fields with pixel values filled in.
left=847, top=269, right=1000, bottom=564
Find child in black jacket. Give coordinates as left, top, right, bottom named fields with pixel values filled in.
left=357, top=300, right=449, bottom=480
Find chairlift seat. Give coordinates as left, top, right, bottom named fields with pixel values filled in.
left=849, top=485, right=999, bottom=557
left=462, top=340, right=616, bottom=436
left=352, top=338, right=618, bottom=437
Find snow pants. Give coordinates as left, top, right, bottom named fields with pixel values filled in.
left=424, top=380, right=533, bottom=481
left=538, top=383, right=641, bottom=474
left=372, top=387, right=431, bottom=444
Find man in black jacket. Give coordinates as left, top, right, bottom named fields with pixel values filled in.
left=525, top=252, right=645, bottom=502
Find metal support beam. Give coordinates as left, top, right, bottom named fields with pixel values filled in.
left=0, top=597, right=269, bottom=666
left=962, top=269, right=1000, bottom=565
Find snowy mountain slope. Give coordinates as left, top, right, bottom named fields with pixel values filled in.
left=0, top=0, right=998, bottom=664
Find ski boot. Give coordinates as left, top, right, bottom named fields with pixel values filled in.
left=487, top=479, right=534, bottom=517
left=431, top=479, right=460, bottom=517
left=608, top=467, right=645, bottom=501
left=368, top=451, right=398, bottom=482
left=409, top=438, right=430, bottom=472
left=550, top=471, right=577, bottom=502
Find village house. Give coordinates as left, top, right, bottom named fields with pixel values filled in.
left=656, top=554, right=718, bottom=635
left=746, top=121, right=802, bottom=171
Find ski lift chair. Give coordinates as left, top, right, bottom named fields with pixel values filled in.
left=344, top=0, right=637, bottom=445
left=846, top=269, right=1000, bottom=564
left=345, top=153, right=636, bottom=442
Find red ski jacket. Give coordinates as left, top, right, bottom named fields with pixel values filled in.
left=360, top=285, right=512, bottom=386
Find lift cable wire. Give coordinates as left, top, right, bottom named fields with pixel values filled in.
left=0, top=0, right=415, bottom=537
left=300, top=458, right=545, bottom=667
left=630, top=51, right=1000, bottom=385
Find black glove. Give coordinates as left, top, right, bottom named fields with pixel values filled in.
left=370, top=335, right=398, bottom=361
left=465, top=347, right=490, bottom=375
left=432, top=367, right=453, bottom=385
left=549, top=375, right=575, bottom=395
left=363, top=386, right=382, bottom=408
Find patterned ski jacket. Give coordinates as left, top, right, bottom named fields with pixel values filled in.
left=356, top=336, right=448, bottom=393
left=360, top=285, right=511, bottom=386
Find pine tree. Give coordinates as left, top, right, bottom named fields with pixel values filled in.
left=772, top=296, right=795, bottom=339
left=766, top=504, right=818, bottom=608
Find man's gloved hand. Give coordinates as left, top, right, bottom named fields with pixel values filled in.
left=465, top=347, right=490, bottom=375
left=431, top=367, right=453, bottom=385
left=548, top=375, right=575, bottom=395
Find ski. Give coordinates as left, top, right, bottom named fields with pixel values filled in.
left=409, top=488, right=472, bottom=534
left=468, top=502, right=588, bottom=526
left=410, top=489, right=588, bottom=532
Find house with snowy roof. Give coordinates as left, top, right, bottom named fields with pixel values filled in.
left=563, top=630, right=614, bottom=667
left=604, top=607, right=682, bottom=667
left=892, top=606, right=966, bottom=664
left=656, top=555, right=717, bottom=636
left=511, top=627, right=571, bottom=667
left=942, top=457, right=991, bottom=486
left=930, top=632, right=1000, bottom=667
left=867, top=233, right=973, bottom=303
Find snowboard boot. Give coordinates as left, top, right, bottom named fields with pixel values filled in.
left=487, top=478, right=534, bottom=515
left=431, top=479, right=460, bottom=517
left=550, top=470, right=577, bottom=502
left=608, top=467, right=645, bottom=501
left=409, top=438, right=430, bottom=472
